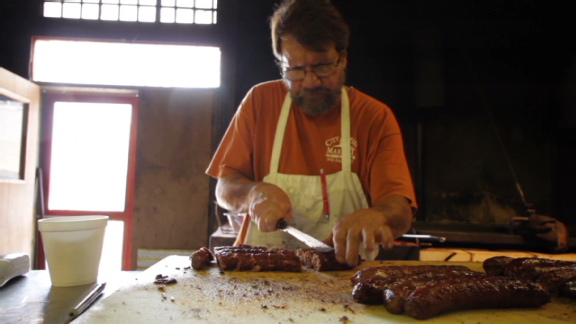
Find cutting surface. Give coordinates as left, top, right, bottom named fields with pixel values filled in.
left=73, top=256, right=576, bottom=324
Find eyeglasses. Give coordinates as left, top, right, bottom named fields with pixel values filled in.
left=279, top=56, right=342, bottom=81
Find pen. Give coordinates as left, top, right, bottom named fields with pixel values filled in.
left=320, top=169, right=330, bottom=221
left=69, top=282, right=106, bottom=320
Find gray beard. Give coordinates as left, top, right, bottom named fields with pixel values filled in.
left=292, top=86, right=342, bottom=115
left=288, top=70, right=346, bottom=116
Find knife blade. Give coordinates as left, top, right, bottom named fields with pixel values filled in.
left=277, top=219, right=333, bottom=252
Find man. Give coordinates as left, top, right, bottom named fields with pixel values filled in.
left=206, top=0, right=417, bottom=266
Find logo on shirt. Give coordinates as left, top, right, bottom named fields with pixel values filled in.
left=325, top=136, right=357, bottom=163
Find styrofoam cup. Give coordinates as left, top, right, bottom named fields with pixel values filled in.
left=38, top=215, right=109, bottom=287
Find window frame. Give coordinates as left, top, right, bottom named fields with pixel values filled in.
left=39, top=88, right=139, bottom=270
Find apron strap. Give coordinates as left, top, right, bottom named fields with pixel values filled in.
left=269, top=94, right=293, bottom=174
left=340, top=88, right=351, bottom=172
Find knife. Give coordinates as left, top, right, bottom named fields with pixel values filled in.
left=277, top=219, right=333, bottom=252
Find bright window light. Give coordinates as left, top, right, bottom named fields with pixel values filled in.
left=177, top=0, right=194, bottom=8
left=119, top=4, right=138, bottom=21
left=82, top=3, right=100, bottom=20
left=99, top=220, right=125, bottom=278
left=43, top=0, right=217, bottom=25
left=196, top=0, right=214, bottom=9
left=44, top=3, right=62, bottom=18
left=160, top=7, right=175, bottom=23
left=48, top=102, right=132, bottom=211
left=101, top=4, right=119, bottom=20
left=32, top=39, right=221, bottom=88
left=176, top=8, right=193, bottom=23
left=138, top=6, right=156, bottom=22
left=63, top=3, right=81, bottom=19
left=195, top=9, right=212, bottom=24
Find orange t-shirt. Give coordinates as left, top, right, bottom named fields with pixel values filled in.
left=206, top=80, right=417, bottom=208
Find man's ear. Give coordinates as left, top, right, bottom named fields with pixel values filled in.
left=340, top=51, right=348, bottom=69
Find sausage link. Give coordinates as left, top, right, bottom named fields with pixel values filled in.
left=404, top=276, right=550, bottom=320
left=351, top=265, right=473, bottom=285
left=482, top=256, right=514, bottom=275
left=384, top=273, right=486, bottom=314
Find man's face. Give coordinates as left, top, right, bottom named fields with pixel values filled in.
left=279, top=36, right=347, bottom=115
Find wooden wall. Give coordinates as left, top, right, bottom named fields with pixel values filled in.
left=0, top=68, right=41, bottom=257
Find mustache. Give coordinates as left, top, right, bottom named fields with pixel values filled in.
left=300, top=87, right=334, bottom=97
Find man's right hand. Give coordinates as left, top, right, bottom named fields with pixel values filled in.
left=247, top=182, right=292, bottom=232
left=215, top=172, right=292, bottom=232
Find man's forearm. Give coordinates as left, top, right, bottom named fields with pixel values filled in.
left=372, top=195, right=414, bottom=239
left=216, top=172, right=294, bottom=231
left=215, top=172, right=256, bottom=213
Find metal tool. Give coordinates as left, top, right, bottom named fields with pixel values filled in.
left=277, top=219, right=446, bottom=251
left=277, top=219, right=333, bottom=252
left=68, top=282, right=106, bottom=321
left=400, top=234, right=447, bottom=243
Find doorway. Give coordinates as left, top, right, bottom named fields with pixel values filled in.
left=39, top=90, right=138, bottom=271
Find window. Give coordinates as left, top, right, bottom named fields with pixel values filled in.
left=42, top=0, right=218, bottom=24
left=31, top=38, right=221, bottom=88
left=0, top=93, right=28, bottom=181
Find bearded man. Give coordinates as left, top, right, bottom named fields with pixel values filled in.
left=206, top=0, right=417, bottom=266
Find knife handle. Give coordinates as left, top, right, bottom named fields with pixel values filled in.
left=277, top=219, right=288, bottom=230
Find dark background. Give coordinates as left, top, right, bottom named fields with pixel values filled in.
left=1, top=0, right=575, bottom=233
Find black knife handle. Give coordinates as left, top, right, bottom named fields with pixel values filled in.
left=277, top=219, right=288, bottom=229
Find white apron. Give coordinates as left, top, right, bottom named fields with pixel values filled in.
left=245, top=88, right=371, bottom=250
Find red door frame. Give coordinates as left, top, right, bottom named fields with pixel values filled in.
left=38, top=91, right=138, bottom=270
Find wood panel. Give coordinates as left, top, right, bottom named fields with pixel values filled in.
left=132, top=88, right=214, bottom=268
left=0, top=67, right=41, bottom=258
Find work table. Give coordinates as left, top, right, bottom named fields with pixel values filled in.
left=2, top=255, right=575, bottom=324
left=71, top=256, right=575, bottom=324
left=0, top=270, right=139, bottom=324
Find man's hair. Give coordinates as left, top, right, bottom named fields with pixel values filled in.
left=270, top=0, right=350, bottom=60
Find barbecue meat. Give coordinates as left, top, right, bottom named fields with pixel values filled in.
left=296, top=248, right=357, bottom=271
left=483, top=256, right=576, bottom=299
left=403, top=276, right=550, bottom=320
left=383, top=273, right=486, bottom=314
left=482, top=256, right=514, bottom=276
left=351, top=264, right=474, bottom=285
left=504, top=257, right=576, bottom=280
left=352, top=276, right=408, bottom=305
left=535, top=267, right=576, bottom=295
left=351, top=265, right=481, bottom=305
left=190, top=247, right=214, bottom=270
left=214, top=245, right=302, bottom=272
left=562, top=280, right=576, bottom=298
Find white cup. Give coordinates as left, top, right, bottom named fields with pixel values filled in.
left=38, top=215, right=109, bottom=287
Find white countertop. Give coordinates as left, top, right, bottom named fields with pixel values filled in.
left=72, top=256, right=576, bottom=324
